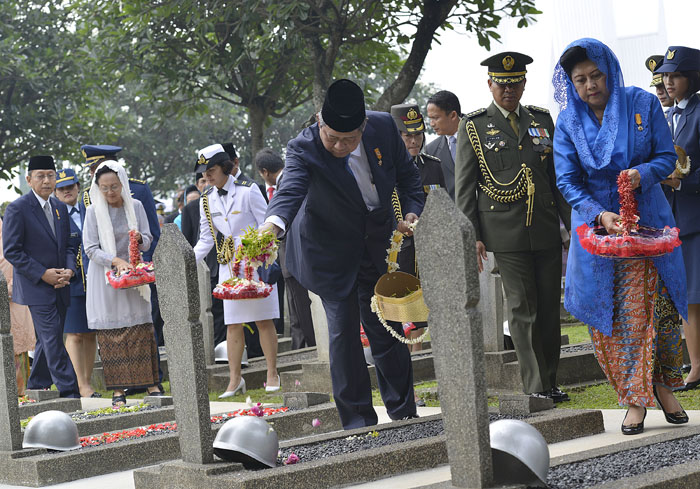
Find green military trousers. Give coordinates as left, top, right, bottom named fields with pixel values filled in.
left=494, top=246, right=563, bottom=394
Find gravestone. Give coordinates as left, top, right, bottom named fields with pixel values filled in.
left=154, top=224, right=213, bottom=464
left=197, top=261, right=216, bottom=366
left=308, top=292, right=329, bottom=362
left=0, top=274, right=22, bottom=451
left=479, top=253, right=505, bottom=352
left=414, top=189, right=492, bottom=488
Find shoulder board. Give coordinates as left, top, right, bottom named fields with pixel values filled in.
left=83, top=190, right=91, bottom=207
left=129, top=178, right=146, bottom=185
left=234, top=180, right=254, bottom=187
left=202, top=186, right=214, bottom=196
left=526, top=105, right=550, bottom=114
left=420, top=152, right=441, bottom=162
left=466, top=108, right=486, bottom=118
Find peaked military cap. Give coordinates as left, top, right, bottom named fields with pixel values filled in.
left=321, top=79, right=366, bottom=132
left=645, top=55, right=665, bottom=87
left=80, top=144, right=122, bottom=167
left=221, top=142, right=238, bottom=160
left=481, top=52, right=533, bottom=84
left=28, top=155, right=55, bottom=172
left=655, top=46, right=700, bottom=73
left=55, top=168, right=79, bottom=188
left=390, top=103, right=425, bottom=134
left=194, top=143, right=229, bottom=173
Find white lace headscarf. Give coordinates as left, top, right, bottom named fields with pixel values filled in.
left=90, top=160, right=150, bottom=303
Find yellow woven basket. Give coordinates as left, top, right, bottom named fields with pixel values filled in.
left=374, top=271, right=429, bottom=323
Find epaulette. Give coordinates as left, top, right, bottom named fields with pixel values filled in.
left=420, top=152, right=441, bottom=162
left=202, top=186, right=214, bottom=196
left=129, top=178, right=146, bottom=185
left=526, top=105, right=550, bottom=114
left=234, top=180, right=254, bottom=187
left=465, top=108, right=486, bottom=119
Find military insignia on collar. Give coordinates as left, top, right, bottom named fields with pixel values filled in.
left=667, top=49, right=676, bottom=60
left=374, top=148, right=383, bottom=165
left=486, top=128, right=500, bottom=136
left=502, top=55, right=515, bottom=71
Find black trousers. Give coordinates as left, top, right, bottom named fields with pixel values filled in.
left=287, top=275, right=316, bottom=349
left=321, top=250, right=416, bottom=429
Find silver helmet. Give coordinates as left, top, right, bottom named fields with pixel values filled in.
left=214, top=342, right=248, bottom=366
left=22, top=410, right=81, bottom=451
left=489, top=419, right=549, bottom=487
left=213, top=415, right=278, bottom=468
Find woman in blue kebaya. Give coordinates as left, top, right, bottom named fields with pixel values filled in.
left=655, top=46, right=700, bottom=391
left=553, top=38, right=688, bottom=435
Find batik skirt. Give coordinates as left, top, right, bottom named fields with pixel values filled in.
left=96, top=323, right=159, bottom=391
left=589, top=259, right=684, bottom=407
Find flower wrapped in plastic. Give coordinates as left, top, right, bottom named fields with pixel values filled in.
left=577, top=172, right=681, bottom=258
left=106, top=230, right=156, bottom=289
left=213, top=228, right=278, bottom=301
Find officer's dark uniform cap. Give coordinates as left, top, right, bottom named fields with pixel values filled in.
left=481, top=51, right=533, bottom=84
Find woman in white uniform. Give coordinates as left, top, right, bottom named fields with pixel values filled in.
left=193, top=144, right=280, bottom=397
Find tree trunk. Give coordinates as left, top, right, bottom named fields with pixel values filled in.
left=248, top=102, right=266, bottom=158
left=373, top=0, right=458, bottom=112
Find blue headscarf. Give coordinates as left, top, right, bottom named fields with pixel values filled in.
left=552, top=38, right=631, bottom=171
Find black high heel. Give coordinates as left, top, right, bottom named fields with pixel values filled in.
left=621, top=407, right=646, bottom=435
left=654, top=385, right=689, bottom=424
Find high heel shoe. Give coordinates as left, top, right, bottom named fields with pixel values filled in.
left=653, top=385, right=689, bottom=424
left=218, top=377, right=246, bottom=399
left=675, top=378, right=700, bottom=392
left=621, top=407, right=646, bottom=435
left=265, top=374, right=281, bottom=393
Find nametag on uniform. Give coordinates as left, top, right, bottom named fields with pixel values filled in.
left=70, top=232, right=79, bottom=238
left=212, top=212, right=222, bottom=217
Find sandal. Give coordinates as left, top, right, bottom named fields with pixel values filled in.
left=111, top=394, right=127, bottom=408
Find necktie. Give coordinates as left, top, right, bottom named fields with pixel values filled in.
left=70, top=207, right=77, bottom=215
left=507, top=112, right=519, bottom=137
left=267, top=186, right=275, bottom=201
left=448, top=135, right=457, bottom=162
left=217, top=188, right=228, bottom=197
left=43, top=202, right=55, bottom=236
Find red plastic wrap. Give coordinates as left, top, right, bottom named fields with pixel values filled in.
left=107, top=231, right=156, bottom=289
left=212, top=279, right=273, bottom=300
left=577, top=224, right=681, bottom=258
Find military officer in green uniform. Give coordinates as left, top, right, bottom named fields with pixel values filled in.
left=645, top=55, right=673, bottom=109
left=455, top=52, right=571, bottom=401
left=391, top=102, right=446, bottom=351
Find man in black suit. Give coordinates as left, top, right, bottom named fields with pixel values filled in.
left=262, top=79, right=424, bottom=429
left=256, top=148, right=315, bottom=349
left=424, top=90, right=462, bottom=200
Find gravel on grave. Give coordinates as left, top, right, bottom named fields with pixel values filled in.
left=544, top=432, right=700, bottom=488
left=276, top=413, right=528, bottom=466
left=561, top=343, right=593, bottom=354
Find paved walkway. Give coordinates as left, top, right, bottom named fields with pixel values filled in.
left=1, top=404, right=696, bottom=488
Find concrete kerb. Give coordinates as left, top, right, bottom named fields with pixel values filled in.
left=18, top=398, right=82, bottom=418
left=132, top=410, right=603, bottom=489
left=0, top=402, right=342, bottom=486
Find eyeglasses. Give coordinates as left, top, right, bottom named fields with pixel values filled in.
left=99, top=184, right=121, bottom=193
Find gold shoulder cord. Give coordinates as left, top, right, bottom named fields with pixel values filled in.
left=465, top=119, right=535, bottom=226
left=83, top=191, right=90, bottom=208
left=76, top=244, right=85, bottom=292
left=391, top=189, right=402, bottom=224
left=201, top=193, right=236, bottom=265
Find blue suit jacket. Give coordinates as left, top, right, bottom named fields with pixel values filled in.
left=3, top=192, right=77, bottom=306
left=79, top=178, right=161, bottom=261
left=67, top=205, right=88, bottom=297
left=665, top=93, right=700, bottom=237
left=266, top=111, right=424, bottom=301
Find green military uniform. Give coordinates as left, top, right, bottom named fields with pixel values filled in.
left=455, top=52, right=571, bottom=396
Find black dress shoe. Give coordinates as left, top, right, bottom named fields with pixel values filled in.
left=90, top=392, right=102, bottom=398
left=676, top=378, right=700, bottom=392
left=654, top=385, right=689, bottom=424
left=531, top=391, right=553, bottom=400
left=401, top=414, right=419, bottom=420
left=550, top=387, right=570, bottom=403
left=621, top=407, right=646, bottom=435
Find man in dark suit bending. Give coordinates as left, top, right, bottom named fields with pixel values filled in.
left=261, top=79, right=424, bottom=429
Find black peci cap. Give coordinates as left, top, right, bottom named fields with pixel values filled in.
left=28, top=155, right=56, bottom=172
left=321, top=79, right=366, bottom=132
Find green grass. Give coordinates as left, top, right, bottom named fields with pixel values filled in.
left=557, top=380, right=700, bottom=410
left=562, top=322, right=591, bottom=344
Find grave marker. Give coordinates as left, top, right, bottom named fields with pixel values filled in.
left=0, top=274, right=21, bottom=451
left=414, top=189, right=493, bottom=488
left=196, top=261, right=215, bottom=366
left=154, top=224, right=213, bottom=464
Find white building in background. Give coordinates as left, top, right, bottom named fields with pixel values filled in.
left=419, top=0, right=694, bottom=123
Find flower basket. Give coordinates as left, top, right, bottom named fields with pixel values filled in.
left=213, top=279, right=273, bottom=301
left=373, top=271, right=429, bottom=323
left=577, top=172, right=681, bottom=259
left=107, top=230, right=155, bottom=289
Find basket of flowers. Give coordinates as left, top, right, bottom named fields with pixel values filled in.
left=577, top=172, right=681, bottom=259
left=213, top=227, right=278, bottom=301
left=107, top=230, right=156, bottom=289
